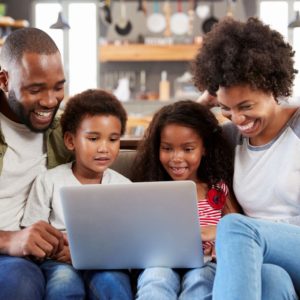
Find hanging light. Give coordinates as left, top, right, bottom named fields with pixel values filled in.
left=288, top=11, right=300, bottom=29
left=50, top=11, right=70, bottom=30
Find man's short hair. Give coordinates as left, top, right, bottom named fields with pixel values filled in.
left=0, top=27, right=59, bottom=69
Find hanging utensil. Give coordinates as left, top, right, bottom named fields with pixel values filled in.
left=163, top=0, right=171, bottom=37
left=202, top=2, right=218, bottom=34
left=99, top=0, right=112, bottom=24
left=187, top=0, right=194, bottom=36
left=195, top=1, right=210, bottom=20
left=115, top=0, right=132, bottom=36
left=170, top=0, right=189, bottom=35
left=147, top=0, right=166, bottom=33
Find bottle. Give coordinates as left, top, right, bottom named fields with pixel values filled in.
left=159, top=70, right=170, bottom=101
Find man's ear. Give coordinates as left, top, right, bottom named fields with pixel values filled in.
left=64, top=131, right=75, bottom=151
left=0, top=70, right=9, bottom=92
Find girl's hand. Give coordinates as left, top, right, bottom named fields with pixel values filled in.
left=201, top=225, right=216, bottom=242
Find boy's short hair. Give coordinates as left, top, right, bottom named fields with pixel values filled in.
left=60, top=89, right=127, bottom=135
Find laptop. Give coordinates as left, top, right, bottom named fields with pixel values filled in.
left=60, top=181, right=204, bottom=269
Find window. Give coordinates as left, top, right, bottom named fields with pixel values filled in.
left=260, top=0, right=300, bottom=99
left=33, top=1, right=98, bottom=97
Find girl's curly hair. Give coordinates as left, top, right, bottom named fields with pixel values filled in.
left=193, top=17, right=297, bottom=101
left=132, top=100, right=234, bottom=189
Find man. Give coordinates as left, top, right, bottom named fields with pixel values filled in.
left=0, top=27, right=72, bottom=299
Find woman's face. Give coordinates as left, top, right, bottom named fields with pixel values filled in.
left=159, top=124, right=205, bottom=182
left=217, top=84, right=280, bottom=145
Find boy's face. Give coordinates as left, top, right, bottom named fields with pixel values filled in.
left=65, top=114, right=121, bottom=183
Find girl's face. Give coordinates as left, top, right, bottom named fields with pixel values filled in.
left=64, top=114, right=121, bottom=183
left=217, top=84, right=280, bottom=145
left=159, top=124, right=205, bottom=182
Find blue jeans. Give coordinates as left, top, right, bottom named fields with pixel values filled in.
left=213, top=214, right=300, bottom=300
left=136, top=263, right=215, bottom=300
left=40, top=260, right=85, bottom=300
left=85, top=270, right=133, bottom=300
left=0, top=255, right=45, bottom=300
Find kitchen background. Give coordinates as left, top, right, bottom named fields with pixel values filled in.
left=1, top=0, right=300, bottom=136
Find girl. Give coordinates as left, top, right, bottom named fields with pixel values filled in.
left=132, top=100, right=240, bottom=299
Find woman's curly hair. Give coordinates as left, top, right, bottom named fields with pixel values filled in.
left=132, top=100, right=234, bottom=189
left=193, top=17, right=297, bottom=100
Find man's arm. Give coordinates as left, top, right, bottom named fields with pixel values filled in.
left=0, top=221, right=64, bottom=258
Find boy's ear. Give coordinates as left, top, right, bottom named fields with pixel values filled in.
left=0, top=70, right=9, bottom=92
left=64, top=131, right=75, bottom=151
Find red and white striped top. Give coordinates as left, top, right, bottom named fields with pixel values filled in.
left=198, top=181, right=228, bottom=252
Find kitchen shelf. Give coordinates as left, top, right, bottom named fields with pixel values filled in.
left=99, top=44, right=200, bottom=62
left=0, top=17, right=29, bottom=46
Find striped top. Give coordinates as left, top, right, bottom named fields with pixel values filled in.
left=198, top=181, right=228, bottom=252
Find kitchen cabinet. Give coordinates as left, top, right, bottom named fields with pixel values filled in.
left=99, top=43, right=200, bottom=62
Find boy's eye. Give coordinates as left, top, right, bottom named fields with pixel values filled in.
left=110, top=137, right=120, bottom=142
left=87, top=137, right=98, bottom=141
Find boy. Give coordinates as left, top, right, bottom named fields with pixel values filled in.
left=21, top=89, right=132, bottom=300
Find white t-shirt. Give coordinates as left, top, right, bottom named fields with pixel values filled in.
left=0, top=113, right=46, bottom=230
left=224, top=108, right=300, bottom=225
left=21, top=162, right=131, bottom=230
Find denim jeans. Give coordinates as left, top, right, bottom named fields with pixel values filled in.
left=136, top=267, right=180, bottom=300
left=0, top=255, right=45, bottom=300
left=213, top=214, right=300, bottom=300
left=85, top=270, right=133, bottom=300
left=136, top=263, right=216, bottom=300
left=39, top=259, right=85, bottom=300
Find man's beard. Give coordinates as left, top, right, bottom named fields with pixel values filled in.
left=7, top=90, right=58, bottom=133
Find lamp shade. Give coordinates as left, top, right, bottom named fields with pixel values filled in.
left=50, top=12, right=70, bottom=30
left=288, top=11, right=300, bottom=29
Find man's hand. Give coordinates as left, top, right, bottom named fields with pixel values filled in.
left=52, top=233, right=71, bottom=264
left=1, top=221, right=64, bottom=258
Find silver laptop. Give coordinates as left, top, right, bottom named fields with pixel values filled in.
left=60, top=181, right=204, bottom=269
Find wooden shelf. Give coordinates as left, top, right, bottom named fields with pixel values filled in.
left=0, top=18, right=29, bottom=28
left=0, top=17, right=29, bottom=46
left=99, top=44, right=200, bottom=62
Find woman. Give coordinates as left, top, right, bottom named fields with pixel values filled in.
left=194, top=17, right=300, bottom=300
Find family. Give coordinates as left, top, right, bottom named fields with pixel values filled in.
left=0, top=16, right=299, bottom=300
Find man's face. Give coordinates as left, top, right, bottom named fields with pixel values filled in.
left=4, top=52, right=65, bottom=132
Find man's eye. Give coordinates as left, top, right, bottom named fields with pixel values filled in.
left=29, top=89, right=41, bottom=94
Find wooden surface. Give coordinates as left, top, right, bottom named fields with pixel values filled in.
left=99, top=44, right=200, bottom=62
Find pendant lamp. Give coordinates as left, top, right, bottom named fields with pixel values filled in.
left=288, top=11, right=300, bottom=29
left=50, top=11, right=70, bottom=30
